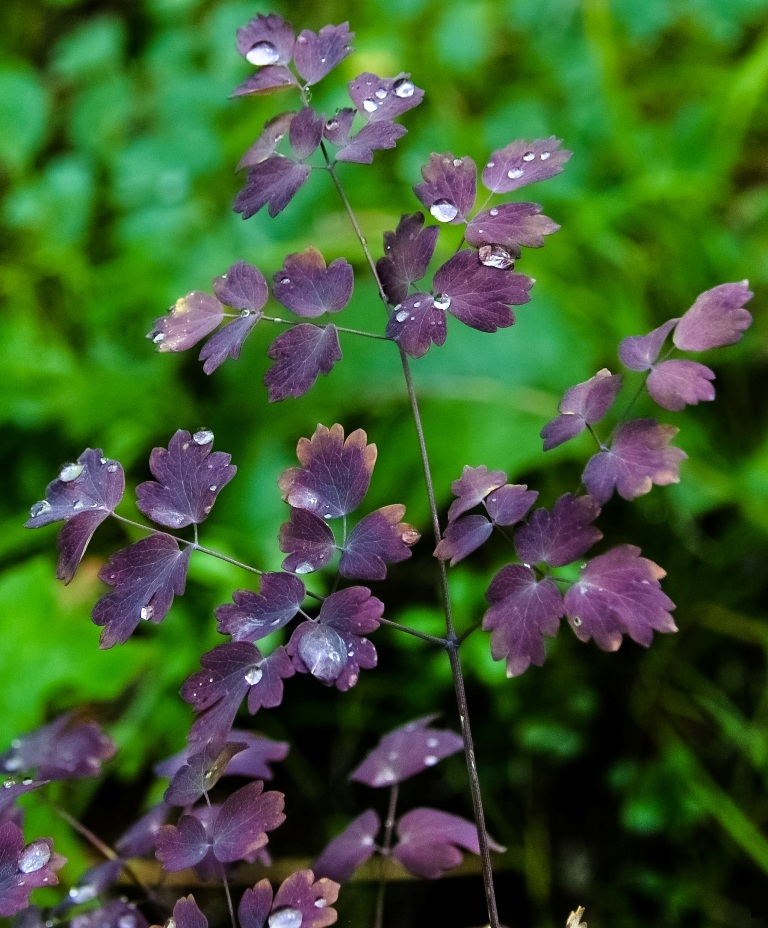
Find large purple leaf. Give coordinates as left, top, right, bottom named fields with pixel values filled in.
left=376, top=213, right=440, bottom=306
left=563, top=545, right=677, bottom=651
left=93, top=534, right=192, bottom=648
left=392, top=808, right=502, bottom=880
left=234, top=157, right=311, bottom=219
left=485, top=484, right=538, bottom=526
left=264, top=324, right=342, bottom=401
left=413, top=153, right=477, bottom=224
left=25, top=448, right=124, bottom=583
left=215, top=573, right=306, bottom=642
left=232, top=66, right=299, bottom=97
left=293, top=23, right=353, bottom=85
left=350, top=715, right=463, bottom=787
left=541, top=369, right=623, bottom=451
left=147, top=292, right=223, bottom=352
left=269, top=870, right=340, bottom=928
left=514, top=493, right=602, bottom=568
left=466, top=203, right=560, bottom=250
left=212, top=260, right=269, bottom=313
left=1, top=713, right=115, bottom=781
left=0, top=823, right=66, bottom=917
left=199, top=313, right=261, bottom=374
left=155, top=814, right=208, bottom=871
left=279, top=508, right=337, bottom=574
left=163, top=743, right=247, bottom=807
left=212, top=781, right=286, bottom=863
left=170, top=896, right=207, bottom=928
left=335, top=121, right=407, bottom=164
left=483, top=565, right=563, bottom=677
left=236, top=13, right=295, bottom=66
left=434, top=515, right=493, bottom=566
left=348, top=72, right=423, bottom=123
left=385, top=293, right=448, bottom=359
left=136, top=429, right=236, bottom=529
left=482, top=136, right=571, bottom=193
left=313, top=810, right=380, bottom=883
left=273, top=249, right=354, bottom=317
left=288, top=107, right=324, bottom=161
left=673, top=281, right=753, bottom=351
left=279, top=424, right=376, bottom=519
left=582, top=419, right=687, bottom=504
left=340, top=504, right=419, bottom=580
left=647, top=360, right=715, bottom=411
left=237, top=113, right=295, bottom=170
left=446, top=465, right=507, bottom=522
left=433, top=250, right=533, bottom=332
left=618, top=319, right=679, bottom=371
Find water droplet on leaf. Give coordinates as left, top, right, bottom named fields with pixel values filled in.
left=522, top=151, right=535, bottom=161
left=395, top=310, right=409, bottom=322
left=374, top=88, right=387, bottom=99
left=294, top=562, right=314, bottom=574
left=140, top=605, right=154, bottom=621
left=426, top=737, right=438, bottom=747
left=314, top=899, right=328, bottom=909
left=571, top=616, right=582, bottom=627
left=298, top=623, right=347, bottom=685
left=424, top=755, right=438, bottom=766
left=393, top=78, right=415, bottom=98
left=30, top=500, right=52, bottom=518
left=489, top=207, right=499, bottom=216
left=107, top=463, right=118, bottom=473
left=193, top=429, right=214, bottom=445
left=507, top=167, right=524, bottom=179
left=246, top=41, right=280, bottom=66
left=478, top=244, right=514, bottom=269
left=362, top=98, right=379, bottom=113
left=433, top=293, right=451, bottom=311
left=430, top=199, right=458, bottom=222
left=540, top=151, right=551, bottom=160
left=152, top=332, right=165, bottom=345
left=18, top=842, right=51, bottom=874
left=268, top=907, right=303, bottom=928
left=245, top=666, right=263, bottom=685
left=59, top=463, right=84, bottom=483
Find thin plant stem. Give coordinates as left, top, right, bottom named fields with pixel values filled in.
left=202, top=790, right=237, bottom=928
left=378, top=616, right=448, bottom=647
left=263, top=314, right=389, bottom=340
left=374, top=782, right=400, bottom=928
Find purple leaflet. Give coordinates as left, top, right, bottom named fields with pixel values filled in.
left=392, top=808, right=503, bottom=880
left=433, top=250, right=533, bottom=332
left=115, top=803, right=170, bottom=858
left=236, top=13, right=295, bottom=66
left=0, top=713, right=115, bottom=781
left=200, top=313, right=261, bottom=374
left=212, top=260, right=269, bottom=313
left=647, top=360, right=716, bottom=411
left=618, top=319, right=679, bottom=371
left=215, top=573, right=306, bottom=642
left=541, top=369, right=624, bottom=451
left=434, top=515, right=493, bottom=566
left=288, top=107, right=324, bottom=161
left=170, top=896, right=207, bottom=928
left=0, top=823, right=66, bottom=917
left=323, top=108, right=356, bottom=146
left=93, top=535, right=192, bottom=648
left=238, top=113, right=295, bottom=170
left=232, top=66, right=299, bottom=97
left=483, top=565, right=563, bottom=677
left=183, top=643, right=295, bottom=750
left=482, top=136, right=572, bottom=194
left=485, top=484, right=538, bottom=526
left=66, top=900, right=146, bottom=928
left=279, top=424, right=377, bottom=519
left=385, top=293, right=447, bottom=359
left=287, top=586, right=383, bottom=690
left=238, top=880, right=273, bottom=928
left=234, top=157, right=311, bottom=219
left=673, top=281, right=753, bottom=351
left=335, top=121, right=407, bottom=164
left=466, top=202, right=560, bottom=250
left=413, top=153, right=477, bottom=224
left=273, top=248, right=354, bottom=317
left=265, top=324, right=342, bottom=401
left=340, top=504, right=419, bottom=580
left=348, top=72, right=424, bottom=123
left=582, top=419, right=687, bottom=505
left=164, top=743, right=247, bottom=807
left=376, top=212, right=440, bottom=306
left=313, top=810, right=380, bottom=883
left=293, top=22, right=354, bottom=85
left=269, top=870, right=340, bottom=928
left=156, top=781, right=285, bottom=869
left=135, top=429, right=236, bottom=529
left=515, top=493, right=602, bottom=568
left=147, top=292, right=223, bottom=352
left=279, top=508, right=336, bottom=574
left=350, top=715, right=463, bottom=787
left=156, top=732, right=288, bottom=783
left=447, top=465, right=507, bottom=522
left=25, top=448, right=124, bottom=583
left=563, top=545, right=677, bottom=651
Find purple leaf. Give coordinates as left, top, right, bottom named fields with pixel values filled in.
left=340, top=504, right=419, bottom=580
left=392, top=808, right=502, bottom=880
left=446, top=465, right=507, bottom=522
left=335, top=120, right=407, bottom=164
left=348, top=72, right=424, bottom=123
left=563, top=545, right=677, bottom=651
left=264, top=324, right=342, bottom=401
left=239, top=880, right=273, bottom=928
left=147, top=292, right=223, bottom=352
left=279, top=508, right=337, bottom=574
left=218, top=732, right=289, bottom=780
left=25, top=448, right=125, bottom=583
left=647, top=360, right=716, bottom=411
left=279, top=424, right=377, bottom=519
left=216, top=573, right=306, bottom=642
left=199, top=313, right=261, bottom=374
left=164, top=743, right=247, bottom=807
left=170, top=896, right=207, bottom=928
left=115, top=803, right=169, bottom=858
left=212, top=781, right=286, bottom=863
left=238, top=113, right=294, bottom=170
left=0, top=781, right=47, bottom=822
left=433, top=250, right=533, bottom=332
left=93, top=535, right=192, bottom=648
left=515, top=493, right=602, bottom=568
left=313, top=810, right=380, bottom=883
left=385, top=293, right=448, bottom=359
left=350, top=715, right=463, bottom=787
left=483, top=565, right=563, bottom=677
left=273, top=248, right=354, bottom=317
left=270, top=870, right=340, bottom=928
left=0, top=823, right=66, bottom=917
left=323, top=108, right=356, bottom=146
left=485, top=484, right=538, bottom=526
left=155, top=814, right=208, bottom=871
left=541, top=369, right=624, bottom=451
left=136, top=429, right=236, bottom=529
left=583, top=419, right=687, bottom=505
left=293, top=22, right=354, bottom=85
left=212, top=260, right=269, bottom=313
left=288, top=107, right=324, bottom=161
left=236, top=13, right=295, bottom=66
left=434, top=515, right=493, bottom=566
left=0, top=713, right=115, bottom=781
left=618, top=319, right=679, bottom=371
left=482, top=136, right=571, bottom=193
left=673, top=281, right=753, bottom=351
left=376, top=212, right=440, bottom=306
left=413, top=153, right=477, bottom=224
left=232, top=66, right=299, bottom=97
left=234, top=157, right=310, bottom=219
left=466, top=202, right=560, bottom=250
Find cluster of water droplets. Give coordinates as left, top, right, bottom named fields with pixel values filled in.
left=361, top=77, right=415, bottom=114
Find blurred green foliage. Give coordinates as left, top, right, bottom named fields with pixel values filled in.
left=1, top=0, right=767, bottom=925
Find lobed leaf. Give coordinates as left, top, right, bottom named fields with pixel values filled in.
left=0, top=713, right=115, bottom=781
left=322, top=108, right=356, bottom=146
left=212, top=260, right=269, bottom=313
left=340, top=504, right=419, bottom=580
left=465, top=202, right=560, bottom=250
left=647, top=360, right=715, bottom=411
left=334, top=120, right=406, bottom=164
left=673, top=281, right=753, bottom=351
left=270, top=869, right=340, bottom=928
left=376, top=212, right=440, bottom=306
left=313, top=810, right=380, bottom=883
left=163, top=743, right=247, bottom=807
left=434, top=514, right=493, bottom=566
left=273, top=248, right=354, bottom=317
left=232, top=66, right=299, bottom=97
left=385, top=293, right=447, bottom=359
left=238, top=112, right=295, bottom=170
left=413, top=153, right=477, bottom=224
left=618, top=319, right=679, bottom=371
left=199, top=313, right=261, bottom=374
left=170, top=896, right=207, bottom=928
left=236, top=13, right=295, bottom=66
left=446, top=464, right=507, bottom=522
left=482, top=136, right=571, bottom=193
left=288, top=106, right=324, bottom=161
left=215, top=573, right=306, bottom=642
left=484, top=484, right=538, bottom=526
left=348, top=72, right=424, bottom=123
left=265, top=324, right=343, bottom=401
left=0, top=823, right=66, bottom=917
left=514, top=493, right=602, bottom=568
left=540, top=369, right=623, bottom=451
left=234, top=157, right=311, bottom=219
left=147, top=292, right=223, bottom=352
left=293, top=22, right=354, bottom=85
left=279, top=508, right=337, bottom=574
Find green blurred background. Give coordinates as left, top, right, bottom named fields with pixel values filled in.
left=1, top=0, right=767, bottom=925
